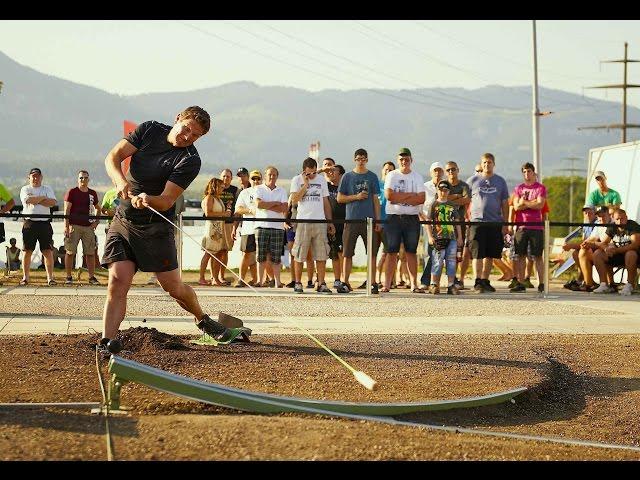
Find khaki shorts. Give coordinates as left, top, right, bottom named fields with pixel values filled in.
left=291, top=222, right=329, bottom=263
left=64, top=224, right=96, bottom=255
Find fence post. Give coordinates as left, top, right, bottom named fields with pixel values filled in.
left=543, top=218, right=550, bottom=298
left=367, top=218, right=373, bottom=297
left=178, top=212, right=183, bottom=280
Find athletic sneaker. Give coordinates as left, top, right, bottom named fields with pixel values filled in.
left=294, top=282, right=304, bottom=294
left=593, top=283, right=616, bottom=294
left=473, top=279, right=484, bottom=293
left=316, top=283, right=332, bottom=294
left=482, top=279, right=496, bottom=292
left=510, top=283, right=526, bottom=293
left=522, top=277, right=535, bottom=289
left=285, top=280, right=296, bottom=288
left=196, top=314, right=230, bottom=340
left=65, top=276, right=73, bottom=285
left=447, top=285, right=460, bottom=295
left=333, top=279, right=342, bottom=288
left=620, top=283, right=634, bottom=296
left=357, top=281, right=367, bottom=290
left=306, top=280, right=315, bottom=289
left=564, top=279, right=580, bottom=290
left=88, top=276, right=100, bottom=285
left=336, top=282, right=351, bottom=294
left=507, top=278, right=519, bottom=289
left=454, top=278, right=464, bottom=290
left=537, top=283, right=544, bottom=293
left=371, top=283, right=379, bottom=294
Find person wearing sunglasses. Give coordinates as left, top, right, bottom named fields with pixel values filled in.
left=63, top=170, right=100, bottom=286
left=443, top=161, right=470, bottom=289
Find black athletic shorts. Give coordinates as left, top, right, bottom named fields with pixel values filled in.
left=22, top=220, right=53, bottom=252
left=240, top=234, right=257, bottom=253
left=469, top=225, right=504, bottom=259
left=514, top=229, right=543, bottom=257
left=608, top=252, right=640, bottom=268
left=101, top=214, right=177, bottom=272
left=328, top=226, right=344, bottom=260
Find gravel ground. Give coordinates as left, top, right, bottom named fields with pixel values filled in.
left=0, top=330, right=639, bottom=460
left=0, top=293, right=605, bottom=319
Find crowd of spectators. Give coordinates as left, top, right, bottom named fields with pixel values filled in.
left=0, top=154, right=638, bottom=295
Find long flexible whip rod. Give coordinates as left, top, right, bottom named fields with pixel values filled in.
left=146, top=205, right=377, bottom=391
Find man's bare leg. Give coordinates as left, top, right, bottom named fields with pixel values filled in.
left=482, top=258, right=494, bottom=279
left=316, top=260, right=326, bottom=286
left=65, top=252, right=75, bottom=279
left=102, top=260, right=136, bottom=339
left=406, top=252, right=418, bottom=289
left=384, top=253, right=398, bottom=290
left=156, top=268, right=204, bottom=322
left=42, top=249, right=55, bottom=282
left=22, top=250, right=32, bottom=282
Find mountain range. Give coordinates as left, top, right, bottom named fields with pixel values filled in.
left=0, top=50, right=631, bottom=195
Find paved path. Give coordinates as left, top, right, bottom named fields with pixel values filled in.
left=1, top=286, right=639, bottom=335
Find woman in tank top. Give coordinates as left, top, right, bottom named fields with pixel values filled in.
left=198, top=178, right=232, bottom=285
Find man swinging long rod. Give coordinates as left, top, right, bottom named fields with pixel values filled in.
left=147, top=204, right=378, bottom=391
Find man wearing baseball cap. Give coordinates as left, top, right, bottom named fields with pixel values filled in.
left=19, top=167, right=58, bottom=286
left=587, top=170, right=621, bottom=209
left=236, top=167, right=250, bottom=191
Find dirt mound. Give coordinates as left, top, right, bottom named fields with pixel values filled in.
left=116, top=327, right=191, bottom=354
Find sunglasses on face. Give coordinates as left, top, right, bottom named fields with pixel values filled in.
left=438, top=187, right=450, bottom=191
left=251, top=177, right=261, bottom=181
left=445, top=168, right=457, bottom=172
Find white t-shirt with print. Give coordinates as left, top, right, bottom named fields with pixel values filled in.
left=290, top=173, right=329, bottom=220
left=20, top=184, right=57, bottom=221
left=254, top=184, right=288, bottom=230
left=384, top=170, right=425, bottom=216
left=235, top=186, right=259, bottom=236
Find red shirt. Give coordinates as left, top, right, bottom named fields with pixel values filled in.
left=64, top=187, right=99, bottom=226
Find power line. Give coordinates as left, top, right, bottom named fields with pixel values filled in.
left=224, top=21, right=481, bottom=112
left=258, top=21, right=518, bottom=112
left=579, top=42, right=640, bottom=143
left=178, top=21, right=481, bottom=113
left=353, top=21, right=585, bottom=112
left=414, top=21, right=603, bottom=83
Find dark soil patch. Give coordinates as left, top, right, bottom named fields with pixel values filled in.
left=1, top=331, right=639, bottom=460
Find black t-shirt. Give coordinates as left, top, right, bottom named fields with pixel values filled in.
left=118, top=121, right=201, bottom=223
left=220, top=185, right=238, bottom=215
left=448, top=180, right=470, bottom=221
left=327, top=183, right=346, bottom=221
left=605, top=219, right=640, bottom=248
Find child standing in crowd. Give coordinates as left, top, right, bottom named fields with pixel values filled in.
left=426, top=180, right=463, bottom=295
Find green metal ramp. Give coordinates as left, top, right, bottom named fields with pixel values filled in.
left=107, top=356, right=527, bottom=416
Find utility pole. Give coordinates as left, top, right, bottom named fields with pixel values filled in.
left=557, top=156, right=586, bottom=234
left=532, top=20, right=541, bottom=177
left=578, top=42, right=640, bottom=143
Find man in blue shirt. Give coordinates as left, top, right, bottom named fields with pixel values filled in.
left=337, top=148, right=381, bottom=294
left=466, top=153, right=509, bottom=293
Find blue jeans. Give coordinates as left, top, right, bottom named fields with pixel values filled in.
left=431, top=239, right=458, bottom=278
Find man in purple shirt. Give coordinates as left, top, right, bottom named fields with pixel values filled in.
left=509, top=162, right=547, bottom=293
